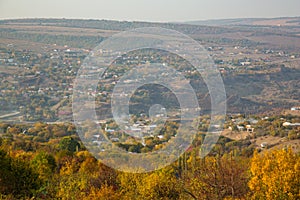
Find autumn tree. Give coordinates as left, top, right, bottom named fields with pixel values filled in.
left=249, top=148, right=300, bottom=199
left=138, top=169, right=183, bottom=200
left=31, top=151, right=56, bottom=182
left=185, top=154, right=249, bottom=200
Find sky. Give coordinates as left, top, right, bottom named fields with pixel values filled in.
left=0, top=0, right=299, bottom=22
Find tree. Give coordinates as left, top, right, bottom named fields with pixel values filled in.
left=185, top=154, right=249, bottom=200
left=85, top=185, right=121, bottom=200
left=138, top=170, right=182, bottom=200
left=249, top=148, right=300, bottom=199
left=57, top=173, right=88, bottom=200
left=0, top=150, right=13, bottom=194
left=31, top=151, right=56, bottom=182
left=0, top=149, right=40, bottom=198
left=59, top=136, right=80, bottom=153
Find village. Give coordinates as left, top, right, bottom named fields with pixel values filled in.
left=0, top=17, right=299, bottom=199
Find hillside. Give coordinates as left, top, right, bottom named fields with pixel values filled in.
left=0, top=18, right=299, bottom=123
left=185, top=16, right=300, bottom=26
left=0, top=18, right=299, bottom=200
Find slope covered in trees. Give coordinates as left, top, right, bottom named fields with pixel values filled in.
left=0, top=121, right=299, bottom=199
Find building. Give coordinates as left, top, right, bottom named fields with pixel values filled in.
left=291, top=107, right=300, bottom=111
left=283, top=122, right=300, bottom=127
left=261, top=142, right=268, bottom=148
left=246, top=125, right=254, bottom=133
left=237, top=125, right=245, bottom=131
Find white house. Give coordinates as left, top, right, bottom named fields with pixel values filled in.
left=261, top=142, right=268, bottom=148
left=283, top=122, right=300, bottom=127
left=246, top=125, right=254, bottom=133
left=291, top=107, right=300, bottom=111
left=283, top=122, right=292, bottom=127
left=237, top=125, right=245, bottom=131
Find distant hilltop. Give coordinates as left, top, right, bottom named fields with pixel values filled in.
left=185, top=17, right=300, bottom=26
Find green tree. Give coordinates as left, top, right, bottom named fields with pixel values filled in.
left=31, top=151, right=56, bottom=182
left=59, top=136, right=80, bottom=153
left=0, top=149, right=40, bottom=198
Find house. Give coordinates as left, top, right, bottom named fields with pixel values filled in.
left=158, top=135, right=164, bottom=139
left=212, top=124, right=221, bottom=129
left=131, top=127, right=142, bottom=133
left=104, top=125, right=115, bottom=133
left=247, top=128, right=254, bottom=133
left=111, top=138, right=120, bottom=142
left=283, top=122, right=292, bottom=127
left=261, top=142, right=268, bottom=148
left=148, top=124, right=157, bottom=131
left=246, top=125, right=254, bottom=133
left=237, top=125, right=245, bottom=131
left=283, top=122, right=300, bottom=127
left=92, top=141, right=102, bottom=145
left=95, top=120, right=107, bottom=125
left=291, top=107, right=300, bottom=111
left=240, top=61, right=251, bottom=66
left=249, top=118, right=259, bottom=124
left=93, top=135, right=100, bottom=139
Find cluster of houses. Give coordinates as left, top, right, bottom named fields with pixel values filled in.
left=236, top=125, right=255, bottom=133
left=0, top=44, right=89, bottom=122
left=228, top=117, right=258, bottom=133
left=228, top=124, right=255, bottom=133
left=92, top=119, right=160, bottom=146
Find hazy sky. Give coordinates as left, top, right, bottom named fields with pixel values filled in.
left=0, top=0, right=299, bottom=22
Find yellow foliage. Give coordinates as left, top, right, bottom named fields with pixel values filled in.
left=85, top=185, right=121, bottom=200
left=249, top=148, right=300, bottom=200
left=60, top=160, right=78, bottom=175
left=117, top=170, right=181, bottom=200
left=138, top=171, right=182, bottom=200
left=57, top=174, right=88, bottom=200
